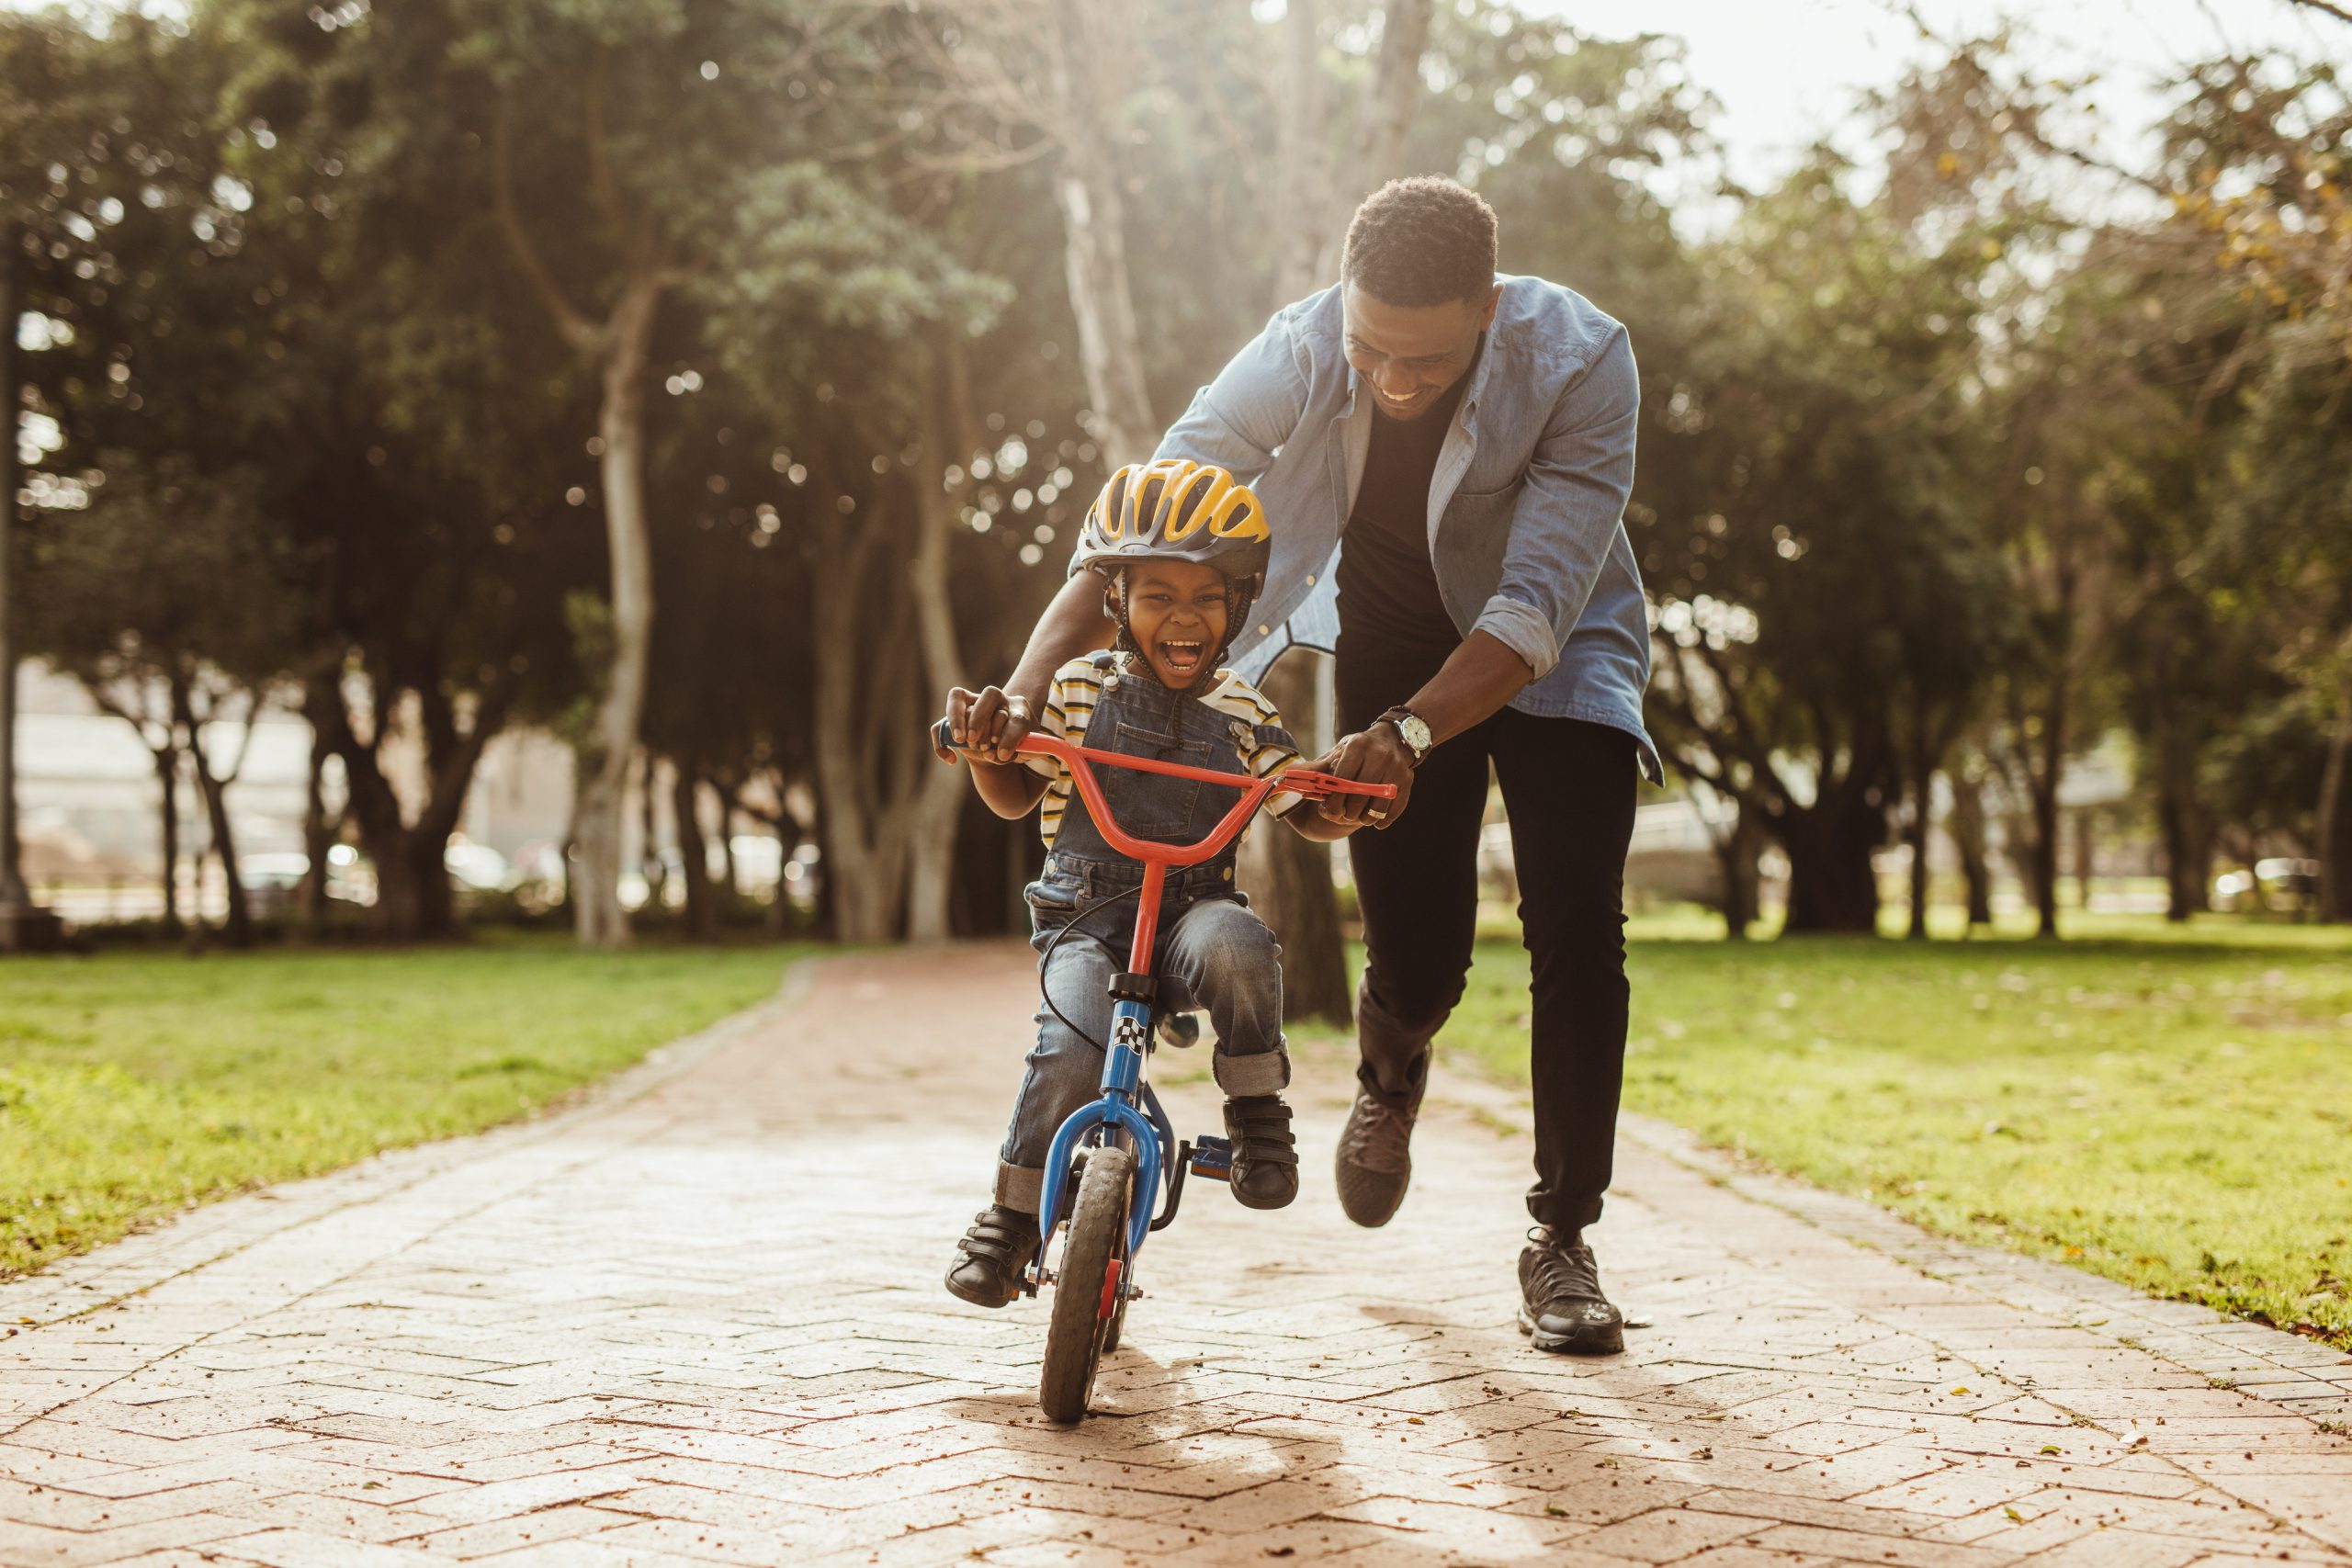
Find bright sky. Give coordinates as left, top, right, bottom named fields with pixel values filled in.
left=1538, top=0, right=2347, bottom=187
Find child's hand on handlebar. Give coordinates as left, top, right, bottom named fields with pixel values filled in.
left=1306, top=727, right=1417, bottom=829
left=939, top=685, right=1035, bottom=765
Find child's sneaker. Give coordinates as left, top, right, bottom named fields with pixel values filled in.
left=944, top=1205, right=1041, bottom=1308
left=1224, top=1095, right=1299, bottom=1210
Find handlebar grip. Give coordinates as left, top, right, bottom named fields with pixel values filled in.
left=932, top=716, right=956, bottom=753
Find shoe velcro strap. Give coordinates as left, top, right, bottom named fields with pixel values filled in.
left=960, top=1218, right=1035, bottom=1265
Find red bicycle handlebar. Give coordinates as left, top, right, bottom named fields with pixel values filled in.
left=932, top=719, right=1396, bottom=868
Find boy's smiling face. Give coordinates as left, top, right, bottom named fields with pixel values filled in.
left=1118, top=558, right=1230, bottom=690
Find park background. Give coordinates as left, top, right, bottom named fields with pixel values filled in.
left=3, top=0, right=2350, bottom=1353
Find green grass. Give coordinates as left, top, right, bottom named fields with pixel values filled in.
left=1430, top=911, right=2352, bottom=1348
left=0, top=935, right=800, bottom=1278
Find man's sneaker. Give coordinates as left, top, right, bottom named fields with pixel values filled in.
left=944, top=1205, right=1040, bottom=1308
left=1224, top=1095, right=1299, bottom=1210
left=1335, top=1087, right=1418, bottom=1227
left=1516, top=1225, right=1624, bottom=1355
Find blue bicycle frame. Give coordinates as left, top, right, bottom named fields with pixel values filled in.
left=931, top=719, right=1391, bottom=1302
left=1035, top=998, right=1166, bottom=1265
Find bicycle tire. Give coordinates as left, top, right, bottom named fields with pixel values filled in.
left=1101, top=1221, right=1134, bottom=1354
left=1038, top=1143, right=1134, bottom=1424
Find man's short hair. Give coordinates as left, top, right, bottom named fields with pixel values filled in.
left=1342, top=176, right=1498, bottom=308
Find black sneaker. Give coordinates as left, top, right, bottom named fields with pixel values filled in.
left=944, top=1205, right=1041, bottom=1308
left=1224, top=1095, right=1299, bottom=1211
left=1334, top=1087, right=1418, bottom=1227
left=1516, top=1226, right=1624, bottom=1355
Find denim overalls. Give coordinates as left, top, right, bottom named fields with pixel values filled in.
left=992, top=652, right=1292, bottom=1213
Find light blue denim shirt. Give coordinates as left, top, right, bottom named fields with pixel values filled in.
left=1146, top=274, right=1660, bottom=782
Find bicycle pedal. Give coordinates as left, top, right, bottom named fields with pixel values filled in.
left=1188, top=1134, right=1233, bottom=1181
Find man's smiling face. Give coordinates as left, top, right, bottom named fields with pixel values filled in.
left=1341, top=282, right=1501, bottom=423
left=1118, top=558, right=1230, bottom=689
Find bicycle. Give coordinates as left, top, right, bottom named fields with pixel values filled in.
left=934, top=717, right=1395, bottom=1423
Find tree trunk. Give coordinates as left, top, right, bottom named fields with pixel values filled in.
left=571, top=270, right=662, bottom=950
left=1241, top=655, right=1353, bottom=1022
left=153, top=741, right=183, bottom=932
left=2157, top=766, right=2204, bottom=924
left=2028, top=779, right=2061, bottom=937
left=571, top=751, right=628, bottom=945
left=903, top=345, right=978, bottom=942
left=312, top=671, right=504, bottom=943
left=1050, top=155, right=1155, bottom=468
left=1948, top=766, right=1994, bottom=928
left=2320, top=671, right=2352, bottom=923
left=811, top=529, right=913, bottom=944
left=371, top=831, right=455, bottom=946
left=1709, top=798, right=1761, bottom=941
left=640, top=752, right=666, bottom=913
left=300, top=723, right=335, bottom=930
left=1273, top=0, right=1336, bottom=301
left=1345, top=0, right=1435, bottom=184
left=714, top=778, right=741, bottom=898
left=1308, top=0, right=1439, bottom=282
left=1905, top=714, right=1935, bottom=941
left=1778, top=795, right=1881, bottom=934
left=0, top=216, right=28, bottom=916
left=175, top=678, right=253, bottom=950
left=2073, top=807, right=2097, bottom=919
left=672, top=759, right=717, bottom=942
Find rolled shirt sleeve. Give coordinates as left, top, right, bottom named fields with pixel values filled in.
left=1470, top=328, right=1640, bottom=679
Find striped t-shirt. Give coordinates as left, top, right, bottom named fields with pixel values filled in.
left=1024, top=656, right=1305, bottom=849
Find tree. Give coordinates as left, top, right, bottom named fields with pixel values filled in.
left=695, top=153, right=1014, bottom=942
left=2155, top=56, right=2352, bottom=918
left=1643, top=141, right=2017, bottom=933
left=0, top=9, right=190, bottom=946
left=912, top=0, right=1165, bottom=467
left=25, top=458, right=294, bottom=946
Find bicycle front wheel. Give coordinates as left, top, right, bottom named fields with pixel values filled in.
left=1038, top=1143, right=1134, bottom=1425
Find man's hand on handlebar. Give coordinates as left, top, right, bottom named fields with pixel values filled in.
left=938, top=685, right=1035, bottom=766
left=1306, top=726, right=1417, bottom=830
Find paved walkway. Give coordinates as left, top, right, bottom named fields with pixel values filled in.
left=4, top=944, right=2350, bottom=1568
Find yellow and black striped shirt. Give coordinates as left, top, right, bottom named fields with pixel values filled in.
left=1023, top=656, right=1304, bottom=849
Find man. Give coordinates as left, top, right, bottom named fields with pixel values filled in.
left=956, top=176, right=1658, bottom=1354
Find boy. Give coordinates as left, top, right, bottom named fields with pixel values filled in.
left=936, top=459, right=1359, bottom=1308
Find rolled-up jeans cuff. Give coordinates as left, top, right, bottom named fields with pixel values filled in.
left=1213, top=1048, right=1290, bottom=1098
left=994, top=1163, right=1044, bottom=1214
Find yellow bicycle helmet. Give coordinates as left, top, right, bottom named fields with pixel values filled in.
left=1073, top=459, right=1272, bottom=586
left=1075, top=460, right=1272, bottom=664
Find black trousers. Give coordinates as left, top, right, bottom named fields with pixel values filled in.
left=1338, top=644, right=1638, bottom=1233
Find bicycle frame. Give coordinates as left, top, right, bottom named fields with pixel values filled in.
left=949, top=727, right=1396, bottom=1274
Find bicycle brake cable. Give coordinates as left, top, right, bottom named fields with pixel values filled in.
left=1035, top=882, right=1144, bottom=1056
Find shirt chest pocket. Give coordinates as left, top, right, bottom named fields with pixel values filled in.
left=1438, top=480, right=1521, bottom=589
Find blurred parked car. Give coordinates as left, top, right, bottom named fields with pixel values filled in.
left=443, top=835, right=513, bottom=893
left=236, top=850, right=372, bottom=917
left=2211, top=857, right=2322, bottom=912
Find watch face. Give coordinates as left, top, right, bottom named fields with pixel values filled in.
left=1398, top=715, right=1432, bottom=754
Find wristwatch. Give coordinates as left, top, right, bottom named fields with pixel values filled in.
left=1377, top=706, right=1434, bottom=768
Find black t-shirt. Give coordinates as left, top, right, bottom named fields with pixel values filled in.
left=1335, top=343, right=1481, bottom=662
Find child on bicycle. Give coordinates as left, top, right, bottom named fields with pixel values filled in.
left=936, top=459, right=1360, bottom=1308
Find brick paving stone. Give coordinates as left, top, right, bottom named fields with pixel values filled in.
left=4, top=944, right=2349, bottom=1567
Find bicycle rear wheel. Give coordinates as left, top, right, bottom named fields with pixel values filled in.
left=1038, top=1143, right=1134, bottom=1424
